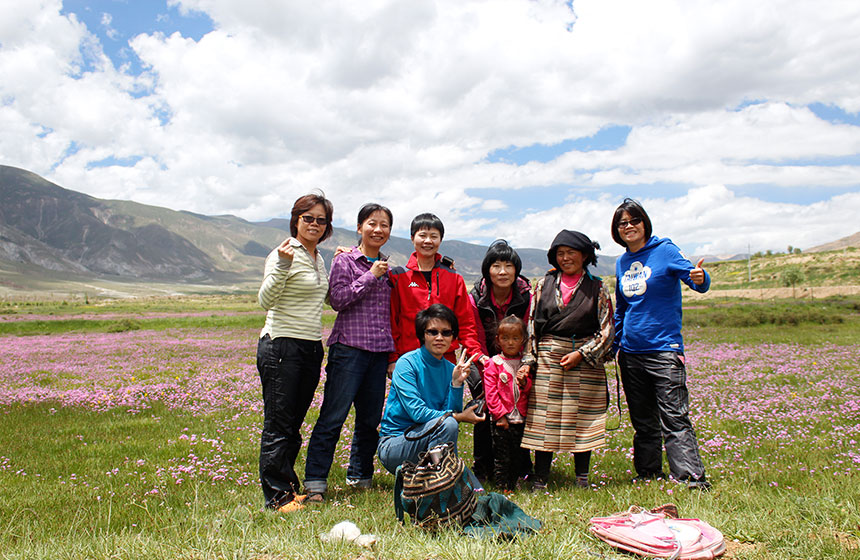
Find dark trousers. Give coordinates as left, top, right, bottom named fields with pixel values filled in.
left=467, top=364, right=494, bottom=478
left=257, top=334, right=323, bottom=509
left=618, top=350, right=707, bottom=482
left=303, top=343, right=387, bottom=493
left=490, top=422, right=530, bottom=490
left=533, top=450, right=591, bottom=483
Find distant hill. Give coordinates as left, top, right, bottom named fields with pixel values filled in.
left=807, top=231, right=860, bottom=253
left=0, top=166, right=288, bottom=282
left=0, top=165, right=615, bottom=294
left=691, top=245, right=860, bottom=293
left=3, top=165, right=855, bottom=298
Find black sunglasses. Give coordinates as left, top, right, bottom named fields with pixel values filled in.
left=300, top=215, right=328, bottom=225
left=425, top=328, right=454, bottom=338
left=617, top=217, right=643, bottom=229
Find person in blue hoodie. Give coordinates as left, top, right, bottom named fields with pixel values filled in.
left=377, top=304, right=486, bottom=474
left=611, top=198, right=711, bottom=490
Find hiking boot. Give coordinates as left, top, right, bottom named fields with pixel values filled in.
left=687, top=479, right=712, bottom=492
left=276, top=497, right=305, bottom=513
left=677, top=473, right=711, bottom=491
left=269, top=491, right=306, bottom=512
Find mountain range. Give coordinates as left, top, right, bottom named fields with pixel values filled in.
left=0, top=165, right=614, bottom=293
left=2, top=165, right=855, bottom=296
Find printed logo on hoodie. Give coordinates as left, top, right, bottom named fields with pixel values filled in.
left=621, top=261, right=652, bottom=297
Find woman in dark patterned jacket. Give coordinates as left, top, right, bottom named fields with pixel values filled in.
left=468, top=240, right=532, bottom=481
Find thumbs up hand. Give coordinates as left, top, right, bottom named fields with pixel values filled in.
left=690, top=258, right=706, bottom=285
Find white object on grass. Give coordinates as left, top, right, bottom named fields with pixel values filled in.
left=319, top=521, right=377, bottom=548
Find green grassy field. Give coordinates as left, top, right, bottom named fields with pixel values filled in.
left=701, top=248, right=860, bottom=291
left=1, top=296, right=858, bottom=559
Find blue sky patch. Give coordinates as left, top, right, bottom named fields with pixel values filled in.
left=464, top=182, right=693, bottom=217
left=731, top=98, right=767, bottom=111
left=86, top=155, right=144, bottom=169
left=51, top=141, right=83, bottom=171
left=485, top=125, right=631, bottom=165
left=61, top=1, right=214, bottom=76
left=808, top=102, right=860, bottom=126
left=466, top=184, right=575, bottom=214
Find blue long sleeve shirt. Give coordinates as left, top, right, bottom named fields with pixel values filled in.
left=614, top=236, right=710, bottom=354
left=379, top=346, right=464, bottom=438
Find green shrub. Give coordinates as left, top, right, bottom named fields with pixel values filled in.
left=685, top=298, right=855, bottom=328
left=106, top=318, right=143, bottom=332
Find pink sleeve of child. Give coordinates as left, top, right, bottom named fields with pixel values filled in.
left=483, top=359, right=506, bottom=420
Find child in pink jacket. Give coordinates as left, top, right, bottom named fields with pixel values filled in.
left=483, top=316, right=532, bottom=490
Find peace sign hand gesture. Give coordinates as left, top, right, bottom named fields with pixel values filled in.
left=452, top=350, right=477, bottom=388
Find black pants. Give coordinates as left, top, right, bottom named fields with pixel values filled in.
left=490, top=422, right=529, bottom=490
left=618, top=350, right=707, bottom=482
left=467, top=364, right=494, bottom=479
left=257, top=334, right=323, bottom=508
left=533, top=450, right=591, bottom=484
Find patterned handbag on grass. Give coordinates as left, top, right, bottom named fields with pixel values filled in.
left=394, top=442, right=478, bottom=530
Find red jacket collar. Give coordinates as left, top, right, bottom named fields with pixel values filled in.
left=406, top=252, right=441, bottom=271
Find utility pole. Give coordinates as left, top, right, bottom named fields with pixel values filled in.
left=747, top=243, right=752, bottom=283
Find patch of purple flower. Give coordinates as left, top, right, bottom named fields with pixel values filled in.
left=591, top=340, right=860, bottom=486
left=2, top=327, right=856, bottom=495
left=0, top=327, right=331, bottom=415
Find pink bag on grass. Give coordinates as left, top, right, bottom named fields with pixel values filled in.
left=589, top=505, right=726, bottom=559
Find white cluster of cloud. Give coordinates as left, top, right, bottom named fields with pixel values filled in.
left=1, top=0, right=859, bottom=256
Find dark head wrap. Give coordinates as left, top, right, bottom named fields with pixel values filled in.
left=547, top=230, right=600, bottom=270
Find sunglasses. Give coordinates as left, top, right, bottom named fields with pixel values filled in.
left=425, top=328, right=454, bottom=338
left=617, top=217, right=643, bottom=229
left=300, top=215, right=328, bottom=225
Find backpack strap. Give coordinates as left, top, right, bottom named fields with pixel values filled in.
left=403, top=411, right=453, bottom=442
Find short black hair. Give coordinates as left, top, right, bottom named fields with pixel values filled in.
left=611, top=198, right=653, bottom=248
left=415, top=304, right=458, bottom=343
left=497, top=315, right=527, bottom=340
left=357, top=203, right=393, bottom=227
left=410, top=213, right=445, bottom=239
left=289, top=191, right=334, bottom=242
left=481, top=239, right=522, bottom=283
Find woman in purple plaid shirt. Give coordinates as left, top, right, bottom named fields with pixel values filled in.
left=303, top=203, right=395, bottom=501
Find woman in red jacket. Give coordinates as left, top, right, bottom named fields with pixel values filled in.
left=388, top=213, right=487, bottom=475
left=389, top=213, right=485, bottom=365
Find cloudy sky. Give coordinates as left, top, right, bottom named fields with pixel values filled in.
left=2, top=0, right=859, bottom=256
